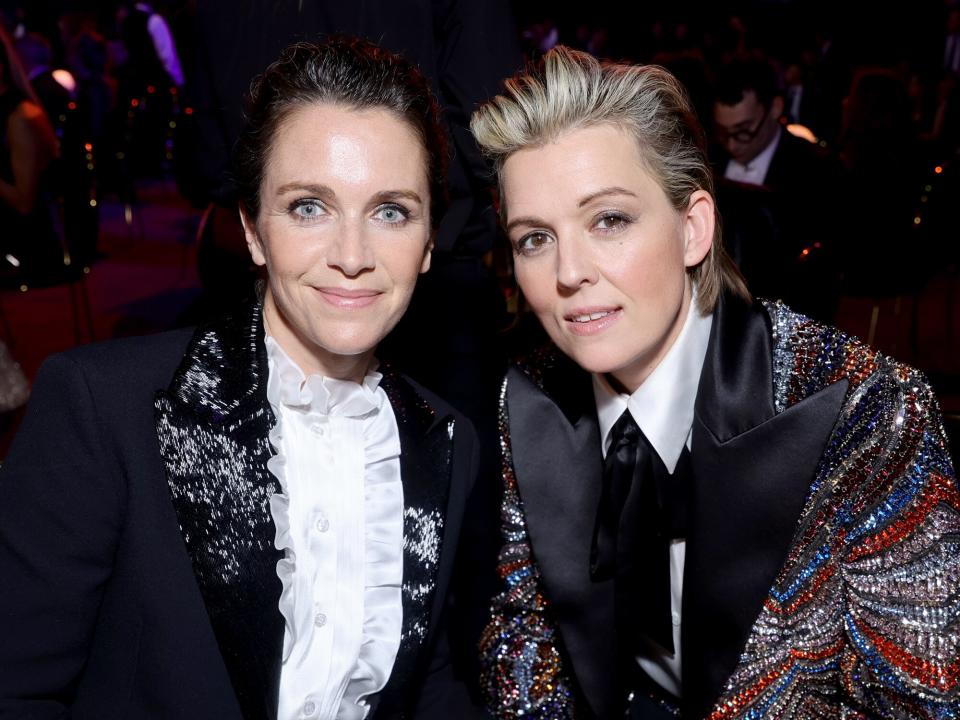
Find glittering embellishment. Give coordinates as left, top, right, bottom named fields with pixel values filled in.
left=702, top=302, right=960, bottom=719
left=479, top=377, right=575, bottom=719
left=484, top=300, right=960, bottom=720
left=153, top=304, right=458, bottom=717
left=153, top=302, right=287, bottom=720
left=375, top=372, right=454, bottom=711
left=401, top=507, right=444, bottom=644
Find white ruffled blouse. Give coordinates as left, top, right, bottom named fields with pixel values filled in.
left=264, top=336, right=404, bottom=720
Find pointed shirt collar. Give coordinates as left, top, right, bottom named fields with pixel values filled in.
left=724, top=127, right=781, bottom=186
left=594, top=293, right=713, bottom=472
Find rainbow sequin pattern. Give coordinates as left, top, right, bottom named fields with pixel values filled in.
left=480, top=301, right=960, bottom=719
left=479, top=375, right=576, bottom=718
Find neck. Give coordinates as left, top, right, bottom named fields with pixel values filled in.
left=263, top=292, right=374, bottom=384
left=609, top=276, right=693, bottom=394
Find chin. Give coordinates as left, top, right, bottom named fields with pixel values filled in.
left=561, top=346, right=624, bottom=376
left=308, top=330, right=382, bottom=359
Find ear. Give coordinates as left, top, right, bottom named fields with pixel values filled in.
left=771, top=95, right=785, bottom=120
left=419, top=232, right=434, bottom=274
left=239, top=205, right=267, bottom=267
left=681, top=190, right=715, bottom=268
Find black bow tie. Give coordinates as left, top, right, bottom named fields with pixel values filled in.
left=590, top=409, right=690, bottom=654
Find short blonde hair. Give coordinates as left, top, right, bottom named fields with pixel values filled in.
left=470, top=46, right=749, bottom=314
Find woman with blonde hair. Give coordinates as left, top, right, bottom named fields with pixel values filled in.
left=472, top=46, right=959, bottom=720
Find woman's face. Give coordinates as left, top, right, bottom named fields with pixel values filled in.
left=501, top=123, right=713, bottom=393
left=242, top=103, right=432, bottom=380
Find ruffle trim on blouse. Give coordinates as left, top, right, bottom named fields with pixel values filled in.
left=264, top=336, right=403, bottom=701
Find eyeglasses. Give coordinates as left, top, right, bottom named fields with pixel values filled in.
left=716, top=103, right=772, bottom=144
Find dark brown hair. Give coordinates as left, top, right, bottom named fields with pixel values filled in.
left=233, top=36, right=448, bottom=226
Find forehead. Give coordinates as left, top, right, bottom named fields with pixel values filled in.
left=714, top=90, right=763, bottom=124
left=264, top=103, right=428, bottom=188
left=501, top=124, right=665, bottom=215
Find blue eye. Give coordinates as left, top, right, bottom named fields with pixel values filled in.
left=291, top=199, right=326, bottom=221
left=374, top=204, right=409, bottom=224
left=515, top=231, right=554, bottom=256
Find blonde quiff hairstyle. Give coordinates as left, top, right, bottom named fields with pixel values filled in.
left=470, top=46, right=749, bottom=314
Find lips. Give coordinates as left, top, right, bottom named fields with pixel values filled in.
left=569, top=310, right=617, bottom=323
left=564, top=306, right=622, bottom=336
left=315, top=287, right=382, bottom=309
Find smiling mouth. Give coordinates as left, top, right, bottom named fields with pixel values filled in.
left=315, top=287, right=382, bottom=309
left=563, top=307, right=622, bottom=336
left=569, top=310, right=618, bottom=323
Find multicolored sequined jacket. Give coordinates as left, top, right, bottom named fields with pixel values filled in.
left=480, top=296, right=960, bottom=720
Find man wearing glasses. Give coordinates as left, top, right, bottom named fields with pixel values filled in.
left=712, top=57, right=842, bottom=322
left=713, top=57, right=833, bottom=191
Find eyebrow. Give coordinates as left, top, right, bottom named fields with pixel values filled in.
left=275, top=182, right=335, bottom=197
left=272, top=183, right=423, bottom=206
left=577, top=186, right=638, bottom=207
left=371, top=189, right=424, bottom=206
left=504, top=214, right=547, bottom=234
left=505, top=187, right=639, bottom=233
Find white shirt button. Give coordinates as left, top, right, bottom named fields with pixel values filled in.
left=302, top=699, right=317, bottom=716
left=309, top=422, right=325, bottom=436
left=671, top=611, right=681, bottom=626
left=315, top=515, right=330, bottom=533
left=314, top=612, right=327, bottom=628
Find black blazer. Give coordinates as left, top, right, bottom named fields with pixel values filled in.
left=483, top=294, right=960, bottom=719
left=0, top=303, right=480, bottom=720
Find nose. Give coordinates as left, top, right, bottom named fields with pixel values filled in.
left=556, top=235, right=598, bottom=291
left=327, top=221, right=375, bottom=277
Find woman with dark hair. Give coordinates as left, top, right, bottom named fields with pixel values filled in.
left=471, top=46, right=958, bottom=719
left=0, top=38, right=480, bottom=720
left=0, top=25, right=60, bottom=282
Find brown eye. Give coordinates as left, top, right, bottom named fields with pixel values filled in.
left=515, top=231, right=554, bottom=256
left=594, top=212, right=629, bottom=232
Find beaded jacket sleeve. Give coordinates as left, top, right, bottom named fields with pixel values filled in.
left=479, top=301, right=960, bottom=720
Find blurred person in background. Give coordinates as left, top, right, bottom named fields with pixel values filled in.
left=713, top=56, right=842, bottom=322
left=0, top=25, right=61, bottom=285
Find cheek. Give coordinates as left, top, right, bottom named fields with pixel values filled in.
left=514, top=261, right=554, bottom=311
left=613, top=228, right=686, bottom=300
left=262, top=232, right=315, bottom=275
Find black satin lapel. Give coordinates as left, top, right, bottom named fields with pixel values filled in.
left=682, top=374, right=847, bottom=719
left=507, top=365, right=619, bottom=719
left=154, top=303, right=284, bottom=720
left=377, top=371, right=453, bottom=712
left=695, top=294, right=776, bottom=441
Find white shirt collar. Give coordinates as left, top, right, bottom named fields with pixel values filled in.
left=724, top=126, right=782, bottom=186
left=593, top=291, right=712, bottom=472
left=264, top=335, right=383, bottom=418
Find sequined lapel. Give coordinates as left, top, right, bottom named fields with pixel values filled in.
left=682, top=295, right=846, bottom=720
left=507, top=352, right=620, bottom=719
left=154, top=302, right=285, bottom=720
left=376, top=367, right=455, bottom=713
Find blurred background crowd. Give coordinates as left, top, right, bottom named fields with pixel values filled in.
left=0, top=0, right=958, bottom=463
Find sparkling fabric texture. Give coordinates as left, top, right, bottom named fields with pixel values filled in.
left=481, top=301, right=960, bottom=719
left=154, top=301, right=456, bottom=719
left=479, top=375, right=576, bottom=719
